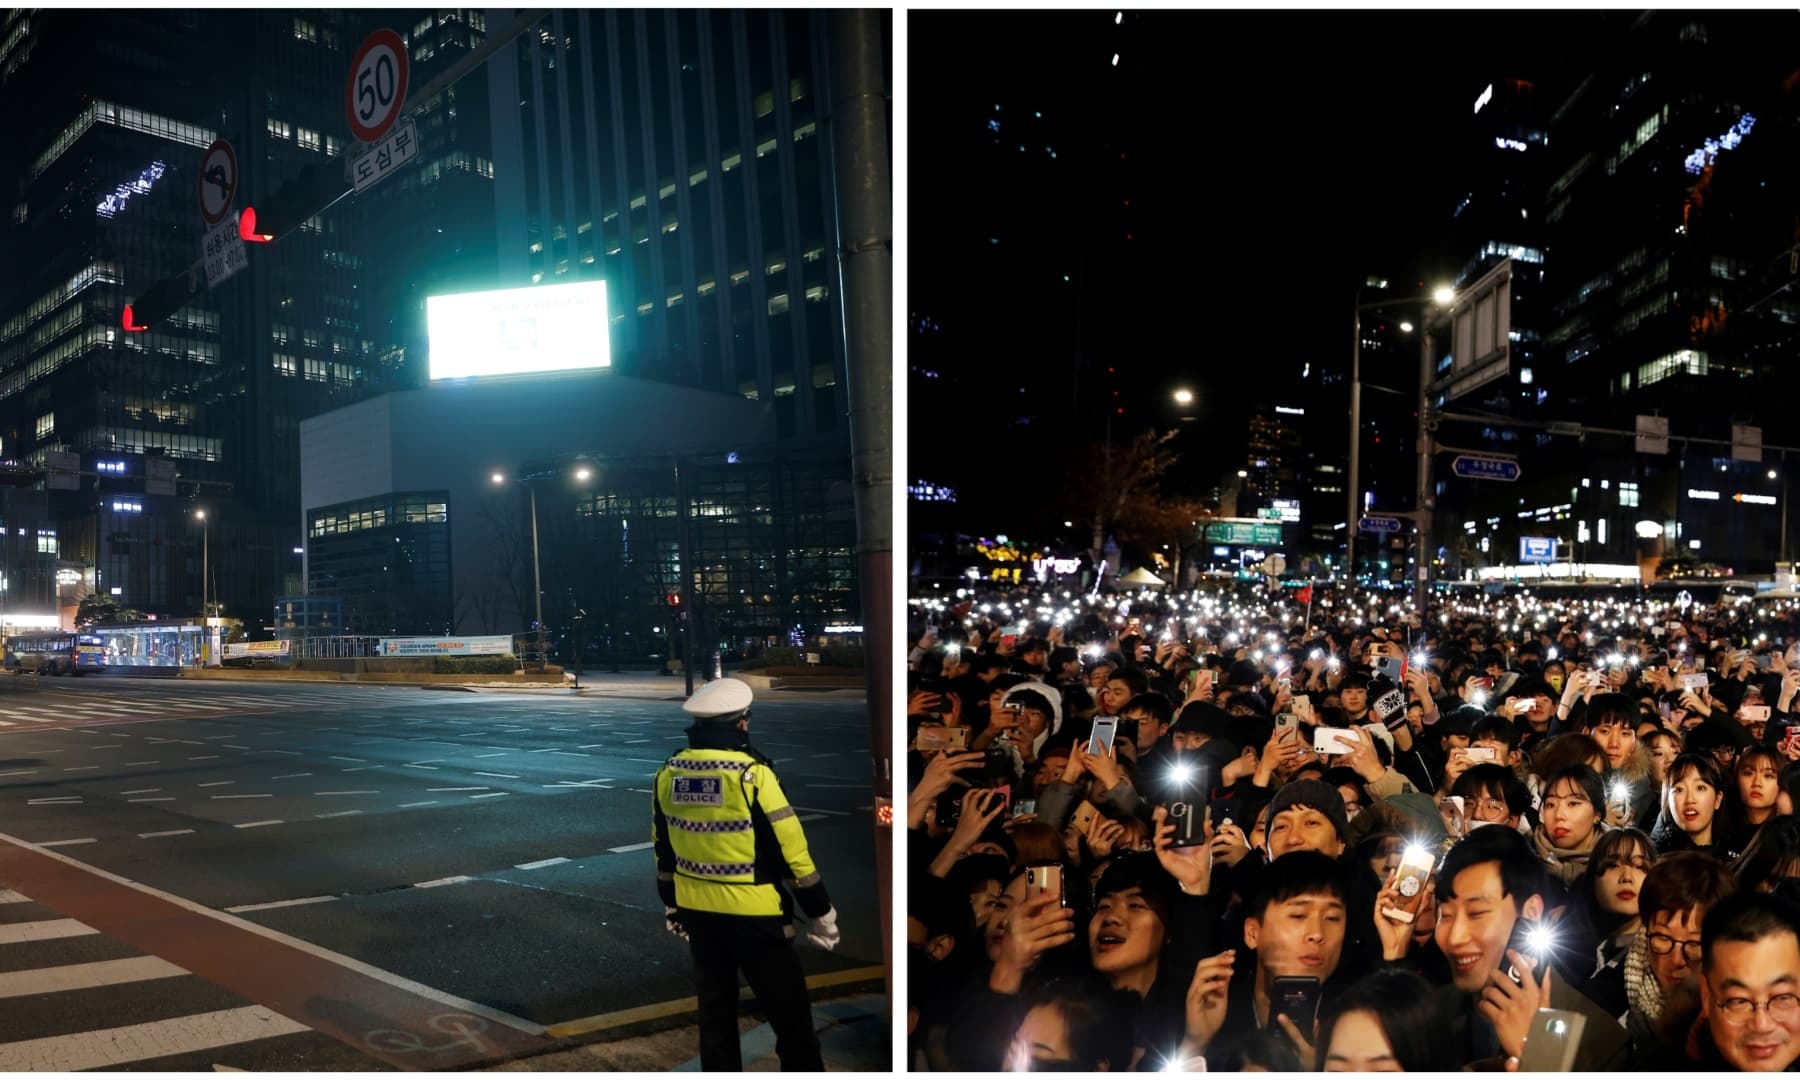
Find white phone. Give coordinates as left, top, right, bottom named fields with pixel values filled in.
left=1089, top=716, right=1118, bottom=755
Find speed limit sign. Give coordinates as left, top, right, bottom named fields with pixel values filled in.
left=345, top=28, right=409, bottom=143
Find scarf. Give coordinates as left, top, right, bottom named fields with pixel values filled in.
left=1530, top=819, right=1605, bottom=886
left=1624, top=929, right=1672, bottom=1036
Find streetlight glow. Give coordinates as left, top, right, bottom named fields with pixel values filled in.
left=491, top=472, right=505, bottom=485
left=1433, top=285, right=1456, bottom=305
left=1398, top=321, right=1414, bottom=333
left=575, top=467, right=592, bottom=481
left=1173, top=388, right=1194, bottom=406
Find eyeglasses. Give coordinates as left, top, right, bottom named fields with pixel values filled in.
left=1714, top=993, right=1800, bottom=1027
left=1647, top=932, right=1703, bottom=960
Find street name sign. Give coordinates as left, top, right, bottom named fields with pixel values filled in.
left=1451, top=455, right=1521, bottom=482
left=1359, top=515, right=1403, bottom=534
left=350, top=120, right=418, bottom=193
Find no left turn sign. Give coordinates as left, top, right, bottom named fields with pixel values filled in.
left=345, top=28, right=409, bottom=143
left=198, top=139, right=237, bottom=226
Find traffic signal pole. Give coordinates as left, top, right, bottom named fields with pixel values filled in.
left=126, top=10, right=549, bottom=329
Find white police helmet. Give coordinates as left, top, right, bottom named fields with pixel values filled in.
left=682, top=677, right=755, bottom=721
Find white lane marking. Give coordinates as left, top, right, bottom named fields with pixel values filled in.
left=128, top=798, right=175, bottom=803
left=0, top=770, right=36, bottom=776
left=315, top=810, right=362, bottom=819
left=474, top=752, right=509, bottom=759
left=427, top=787, right=489, bottom=792
left=455, top=732, right=491, bottom=738
left=0, top=1005, right=310, bottom=1071
left=234, top=821, right=283, bottom=829
left=549, top=751, right=591, bottom=757
left=413, top=875, right=470, bottom=889
left=469, top=792, right=508, bottom=800
left=0, top=955, right=186, bottom=998
left=398, top=801, right=438, bottom=808
left=222, top=745, right=251, bottom=750
left=120, top=789, right=162, bottom=795
left=61, top=766, right=99, bottom=772
left=607, top=841, right=655, bottom=853
left=256, top=750, right=303, bottom=756
left=514, top=857, right=570, bottom=870
left=121, top=761, right=160, bottom=766
left=224, top=895, right=336, bottom=914
left=197, top=781, right=235, bottom=788
left=211, top=794, right=273, bottom=800
left=188, top=755, right=219, bottom=761
left=472, top=772, right=519, bottom=779
left=577, top=744, right=605, bottom=749
left=0, top=918, right=96, bottom=944
left=271, top=773, right=312, bottom=780
left=315, top=790, right=379, bottom=796
left=401, top=764, right=438, bottom=771
left=203, top=735, right=234, bottom=741
left=622, top=739, right=650, bottom=744
left=27, top=797, right=81, bottom=805
left=39, top=838, right=96, bottom=848
left=339, top=766, right=384, bottom=772
left=93, top=745, right=122, bottom=749
left=139, top=829, right=195, bottom=838
left=328, top=757, right=364, bottom=763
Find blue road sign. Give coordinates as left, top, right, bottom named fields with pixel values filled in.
left=1359, top=515, right=1403, bottom=534
left=1519, top=536, right=1555, bottom=563
left=1451, top=455, right=1521, bottom=482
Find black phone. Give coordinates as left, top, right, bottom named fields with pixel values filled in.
left=1168, top=801, right=1205, bottom=847
left=982, top=744, right=1015, bottom=787
left=1505, top=919, right=1551, bottom=986
left=1271, top=975, right=1322, bottom=1032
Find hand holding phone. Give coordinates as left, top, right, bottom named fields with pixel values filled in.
left=1088, top=716, right=1119, bottom=756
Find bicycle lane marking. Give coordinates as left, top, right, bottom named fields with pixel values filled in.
left=0, top=831, right=547, bottom=1069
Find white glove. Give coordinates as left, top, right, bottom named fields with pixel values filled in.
left=800, top=906, right=840, bottom=951
left=664, top=906, right=688, bottom=941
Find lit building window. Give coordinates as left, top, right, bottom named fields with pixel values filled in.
left=34, top=413, right=52, bottom=440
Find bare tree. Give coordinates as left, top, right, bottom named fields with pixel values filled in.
left=1057, top=429, right=1183, bottom=564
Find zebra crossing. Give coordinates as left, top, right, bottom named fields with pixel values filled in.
left=0, top=691, right=366, bottom=729
left=0, top=889, right=360, bottom=1070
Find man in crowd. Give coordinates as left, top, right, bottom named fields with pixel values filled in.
left=1693, top=892, right=1800, bottom=1071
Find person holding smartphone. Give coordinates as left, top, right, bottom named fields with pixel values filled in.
left=1178, top=851, right=1353, bottom=1067
left=1371, top=826, right=1629, bottom=1070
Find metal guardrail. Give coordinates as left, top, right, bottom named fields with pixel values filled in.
left=281, top=635, right=383, bottom=660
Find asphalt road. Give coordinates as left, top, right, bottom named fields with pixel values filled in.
left=0, top=676, right=882, bottom=1069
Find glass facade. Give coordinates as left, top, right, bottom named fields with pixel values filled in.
left=307, top=492, right=452, bottom=635
left=489, top=10, right=848, bottom=438
left=495, top=449, right=856, bottom=665
left=93, top=623, right=204, bottom=668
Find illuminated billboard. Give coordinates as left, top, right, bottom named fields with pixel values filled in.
left=426, top=281, right=610, bottom=381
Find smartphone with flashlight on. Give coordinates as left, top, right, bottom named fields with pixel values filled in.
left=1025, top=861, right=1066, bottom=907
left=1517, top=1008, right=1588, bottom=1073
left=1506, top=920, right=1555, bottom=986
left=1380, top=845, right=1438, bottom=924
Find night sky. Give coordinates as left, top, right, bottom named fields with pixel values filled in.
left=909, top=8, right=1615, bottom=498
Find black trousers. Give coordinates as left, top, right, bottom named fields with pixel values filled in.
left=687, top=912, right=823, bottom=1071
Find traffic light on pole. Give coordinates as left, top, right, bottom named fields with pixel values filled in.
left=122, top=270, right=200, bottom=332
left=239, top=163, right=351, bottom=244
left=667, top=592, right=682, bottom=608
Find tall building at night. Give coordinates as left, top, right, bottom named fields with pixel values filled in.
left=1440, top=11, right=1800, bottom=576
left=484, top=9, right=849, bottom=441
left=298, top=10, right=879, bottom=654
left=0, top=11, right=389, bottom=625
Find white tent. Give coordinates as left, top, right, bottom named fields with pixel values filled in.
left=1119, top=567, right=1166, bottom=587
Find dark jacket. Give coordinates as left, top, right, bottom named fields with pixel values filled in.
left=1435, top=967, right=1631, bottom=1071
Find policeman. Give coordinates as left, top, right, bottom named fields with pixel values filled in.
left=652, top=677, right=839, bottom=1070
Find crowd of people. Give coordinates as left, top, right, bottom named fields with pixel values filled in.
left=905, top=580, right=1800, bottom=1071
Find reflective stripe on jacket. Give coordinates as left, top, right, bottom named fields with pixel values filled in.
left=652, top=747, right=824, bottom=917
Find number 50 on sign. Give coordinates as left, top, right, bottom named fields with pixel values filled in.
left=345, top=29, right=409, bottom=143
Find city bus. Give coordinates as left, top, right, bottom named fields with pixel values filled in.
left=5, top=631, right=107, bottom=675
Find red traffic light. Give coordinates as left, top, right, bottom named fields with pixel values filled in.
left=239, top=206, right=274, bottom=243
left=667, top=592, right=682, bottom=607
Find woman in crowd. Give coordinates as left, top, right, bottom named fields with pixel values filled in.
left=1558, top=826, right=1655, bottom=1016
left=1644, top=728, right=1680, bottom=789
left=1531, top=763, right=1608, bottom=891
left=1727, top=744, right=1782, bottom=855
left=1651, top=753, right=1737, bottom=860
left=1001, top=975, right=1138, bottom=1071
left=1315, top=969, right=1459, bottom=1072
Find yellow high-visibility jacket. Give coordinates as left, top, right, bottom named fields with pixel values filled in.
left=652, top=745, right=830, bottom=919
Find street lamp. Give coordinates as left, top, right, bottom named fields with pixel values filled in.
left=1346, top=284, right=1452, bottom=589
left=491, top=472, right=545, bottom=666
left=1173, top=388, right=1195, bottom=406
left=194, top=508, right=210, bottom=667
